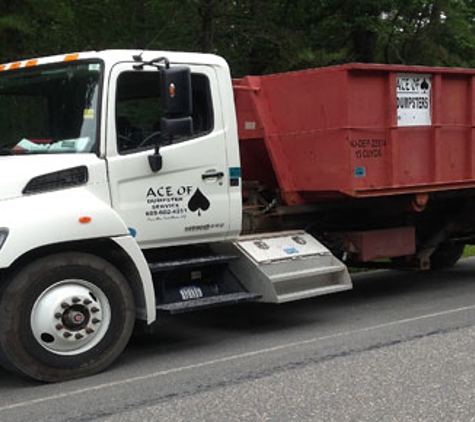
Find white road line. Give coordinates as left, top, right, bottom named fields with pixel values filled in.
left=1, top=304, right=475, bottom=413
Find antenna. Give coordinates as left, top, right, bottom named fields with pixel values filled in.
left=132, top=51, right=144, bottom=62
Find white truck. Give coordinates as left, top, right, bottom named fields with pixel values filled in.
left=0, top=50, right=351, bottom=382
left=2, top=50, right=474, bottom=382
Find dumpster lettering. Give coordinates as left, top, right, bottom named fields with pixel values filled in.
left=397, top=76, right=430, bottom=92
left=350, top=139, right=386, bottom=160
left=397, top=96, right=429, bottom=109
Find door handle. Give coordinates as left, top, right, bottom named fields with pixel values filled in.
left=202, top=171, right=224, bottom=180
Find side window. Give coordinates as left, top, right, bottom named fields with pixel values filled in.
left=116, top=71, right=213, bottom=153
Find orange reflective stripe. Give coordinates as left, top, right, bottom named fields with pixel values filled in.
left=9, top=62, right=21, bottom=70
left=25, top=59, right=38, bottom=67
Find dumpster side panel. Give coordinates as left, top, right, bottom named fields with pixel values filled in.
left=439, top=75, right=470, bottom=125
left=346, top=71, right=392, bottom=193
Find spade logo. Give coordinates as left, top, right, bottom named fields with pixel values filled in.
left=421, top=79, right=429, bottom=91
left=188, top=188, right=210, bottom=216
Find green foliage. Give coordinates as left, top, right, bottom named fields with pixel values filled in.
left=2, top=0, right=475, bottom=75
left=463, top=245, right=475, bottom=258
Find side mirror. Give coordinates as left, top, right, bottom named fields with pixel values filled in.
left=149, top=66, right=194, bottom=173
left=161, top=66, right=192, bottom=117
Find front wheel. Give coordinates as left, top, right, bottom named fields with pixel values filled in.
left=0, top=253, right=135, bottom=382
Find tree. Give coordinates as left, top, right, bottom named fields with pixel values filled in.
left=378, top=0, right=475, bottom=66
left=1, top=0, right=475, bottom=73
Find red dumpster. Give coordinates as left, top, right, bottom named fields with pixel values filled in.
left=233, top=64, right=475, bottom=205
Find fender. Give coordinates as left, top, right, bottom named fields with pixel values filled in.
left=112, top=235, right=156, bottom=323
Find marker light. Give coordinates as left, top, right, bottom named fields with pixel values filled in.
left=63, top=53, right=79, bottom=62
left=78, top=216, right=92, bottom=224
left=169, top=83, right=176, bottom=98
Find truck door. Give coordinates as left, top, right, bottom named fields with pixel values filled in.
left=106, top=62, right=232, bottom=248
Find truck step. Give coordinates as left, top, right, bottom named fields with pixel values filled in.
left=149, top=254, right=239, bottom=273
left=156, top=292, right=261, bottom=314
left=212, top=231, right=353, bottom=304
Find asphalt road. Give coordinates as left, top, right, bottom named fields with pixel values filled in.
left=2, top=259, right=475, bottom=421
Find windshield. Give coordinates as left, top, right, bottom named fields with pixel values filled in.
left=0, top=61, right=101, bottom=154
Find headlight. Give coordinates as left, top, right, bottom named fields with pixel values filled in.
left=0, top=228, right=9, bottom=250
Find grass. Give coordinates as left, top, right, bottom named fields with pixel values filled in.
left=463, top=245, right=475, bottom=258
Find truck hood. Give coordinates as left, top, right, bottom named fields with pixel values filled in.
left=0, top=154, right=107, bottom=201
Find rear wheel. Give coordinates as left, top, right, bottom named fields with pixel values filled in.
left=430, top=243, right=465, bottom=270
left=0, top=252, right=135, bottom=382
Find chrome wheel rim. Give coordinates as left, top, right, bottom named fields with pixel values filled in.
left=31, top=279, right=111, bottom=356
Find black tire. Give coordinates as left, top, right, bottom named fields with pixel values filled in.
left=430, top=243, right=465, bottom=270
left=0, top=252, right=135, bottom=382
